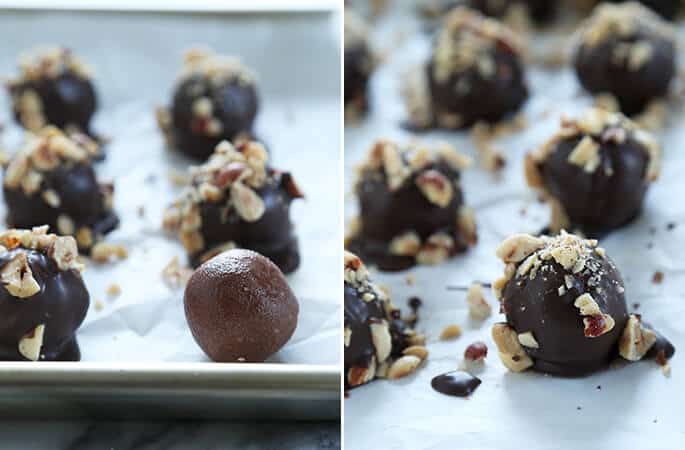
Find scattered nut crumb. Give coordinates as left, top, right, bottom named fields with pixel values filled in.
left=405, top=274, right=416, bottom=286
left=402, top=345, right=429, bottom=360
left=387, top=355, right=422, bottom=380
left=168, top=169, right=191, bottom=186
left=440, top=324, right=462, bottom=340
left=464, top=341, right=488, bottom=362
left=94, top=298, right=105, bottom=312
left=467, top=283, right=492, bottom=320
left=652, top=271, right=664, bottom=284
left=91, top=242, right=128, bottom=263
left=162, top=256, right=194, bottom=289
left=106, top=283, right=121, bottom=298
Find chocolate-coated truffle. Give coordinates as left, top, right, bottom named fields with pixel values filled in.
left=573, top=3, right=677, bottom=115
left=0, top=227, right=88, bottom=361
left=184, top=249, right=299, bottom=362
left=344, top=251, right=420, bottom=388
left=2, top=127, right=119, bottom=253
left=6, top=47, right=100, bottom=144
left=344, top=8, right=375, bottom=121
left=492, top=232, right=629, bottom=376
left=346, top=140, right=477, bottom=271
left=525, top=108, right=660, bottom=236
left=492, top=232, right=672, bottom=376
left=405, top=7, right=528, bottom=129
left=157, top=48, right=259, bottom=161
left=163, top=140, right=303, bottom=272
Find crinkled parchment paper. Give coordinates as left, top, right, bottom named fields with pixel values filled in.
left=345, top=2, right=685, bottom=448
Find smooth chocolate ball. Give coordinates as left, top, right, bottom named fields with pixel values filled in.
left=347, top=140, right=476, bottom=271
left=573, top=2, right=676, bottom=115
left=426, top=7, right=528, bottom=129
left=184, top=249, right=299, bottom=362
left=0, top=228, right=88, bottom=362
left=494, top=232, right=629, bottom=376
left=526, top=108, right=660, bottom=236
left=7, top=47, right=98, bottom=140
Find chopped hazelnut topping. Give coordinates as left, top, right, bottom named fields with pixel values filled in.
left=492, top=323, right=534, bottom=372
left=567, top=136, right=600, bottom=173
left=370, top=321, right=392, bottom=362
left=402, top=345, right=429, bottom=360
left=517, top=331, right=539, bottom=349
left=387, top=355, right=422, bottom=380
left=18, top=323, right=45, bottom=361
left=619, top=314, right=656, bottom=361
left=0, top=252, right=41, bottom=298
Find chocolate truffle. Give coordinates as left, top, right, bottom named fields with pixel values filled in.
left=157, top=48, right=259, bottom=161
left=525, top=108, right=660, bottom=236
left=344, top=251, right=422, bottom=388
left=184, top=248, right=299, bottom=362
left=6, top=47, right=100, bottom=145
left=419, top=0, right=557, bottom=24
left=573, top=3, right=677, bottom=115
left=163, top=140, right=303, bottom=272
left=405, top=7, right=528, bottom=129
left=344, top=7, right=375, bottom=121
left=346, top=140, right=477, bottom=271
left=608, top=0, right=681, bottom=20
left=0, top=227, right=88, bottom=361
left=2, top=127, right=119, bottom=253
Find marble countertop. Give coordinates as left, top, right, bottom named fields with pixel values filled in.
left=0, top=422, right=340, bottom=450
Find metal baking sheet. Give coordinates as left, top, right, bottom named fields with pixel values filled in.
left=345, top=1, right=684, bottom=447
left=0, top=6, right=341, bottom=419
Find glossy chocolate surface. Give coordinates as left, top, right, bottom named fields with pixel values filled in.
left=0, top=248, right=88, bottom=361
left=431, top=370, right=482, bottom=397
left=170, top=74, right=259, bottom=160
left=502, top=253, right=629, bottom=376
left=344, top=282, right=386, bottom=379
left=184, top=249, right=299, bottom=362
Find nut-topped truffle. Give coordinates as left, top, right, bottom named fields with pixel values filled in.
left=573, top=2, right=677, bottom=115
left=157, top=48, right=259, bottom=161
left=491, top=232, right=632, bottom=376
left=344, top=251, right=424, bottom=389
left=346, top=140, right=477, bottom=271
left=163, top=139, right=303, bottom=272
left=0, top=226, right=89, bottom=361
left=405, top=7, right=528, bottom=130
left=344, top=7, right=375, bottom=121
left=525, top=108, right=660, bottom=236
left=2, top=127, right=119, bottom=253
left=6, top=47, right=100, bottom=143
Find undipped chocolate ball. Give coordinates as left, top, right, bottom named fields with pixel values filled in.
left=346, top=140, right=477, bottom=271
left=184, top=249, right=299, bottom=362
left=157, top=48, right=259, bottom=160
left=344, top=7, right=375, bottom=121
left=344, top=251, right=419, bottom=388
left=7, top=47, right=99, bottom=142
left=0, top=227, right=88, bottom=361
left=573, top=2, right=677, bottom=115
left=491, top=232, right=629, bottom=376
left=407, top=7, right=527, bottom=129
left=163, top=140, right=303, bottom=272
left=2, top=127, right=119, bottom=253
left=525, top=108, right=660, bottom=236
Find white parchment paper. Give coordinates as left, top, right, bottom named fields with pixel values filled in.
left=345, top=2, right=685, bottom=448
left=0, top=10, right=342, bottom=365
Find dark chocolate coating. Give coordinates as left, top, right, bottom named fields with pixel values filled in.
left=431, top=371, right=482, bottom=397
left=574, top=32, right=676, bottom=115
left=538, top=135, right=650, bottom=236
left=348, top=160, right=466, bottom=271
left=3, top=163, right=119, bottom=247
left=10, top=72, right=97, bottom=137
left=427, top=44, right=528, bottom=128
left=344, top=282, right=385, bottom=385
left=191, top=171, right=300, bottom=273
left=502, top=254, right=629, bottom=376
left=467, top=0, right=557, bottom=22
left=608, top=0, right=681, bottom=20
left=344, top=43, right=373, bottom=115
left=170, top=74, right=259, bottom=160
left=184, top=249, right=299, bottom=362
left=0, top=248, right=89, bottom=361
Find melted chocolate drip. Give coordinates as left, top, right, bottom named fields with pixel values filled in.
left=431, top=371, right=482, bottom=397
left=344, top=282, right=385, bottom=386
left=643, top=322, right=676, bottom=360
left=171, top=74, right=259, bottom=160
left=0, top=248, right=89, bottom=361
left=190, top=171, right=300, bottom=274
